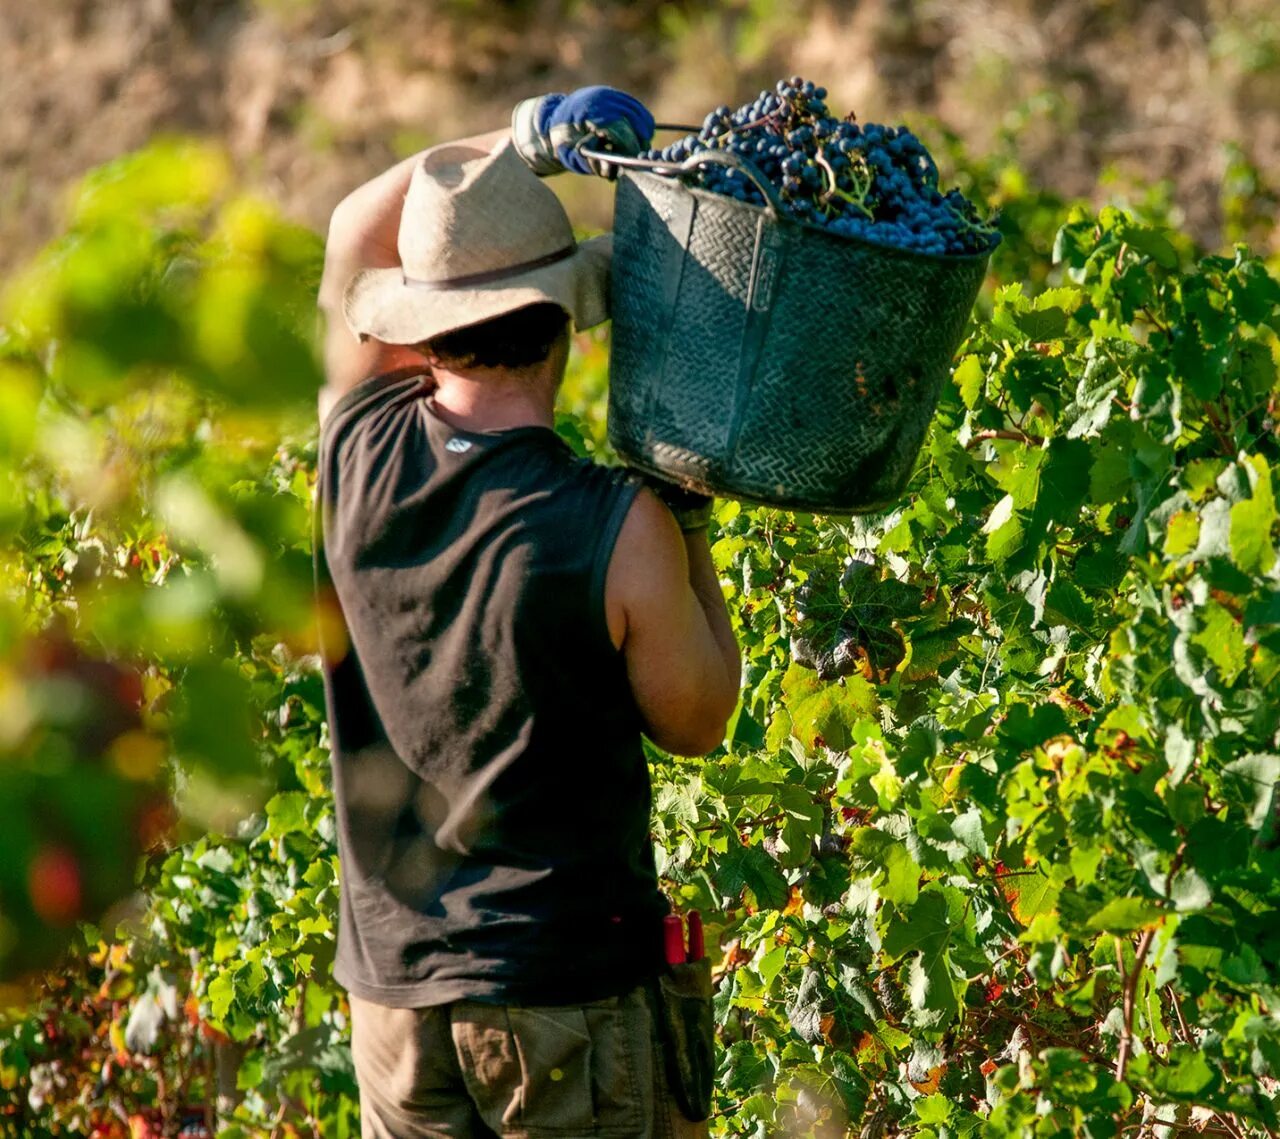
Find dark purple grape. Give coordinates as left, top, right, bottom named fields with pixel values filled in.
left=637, top=78, right=1000, bottom=256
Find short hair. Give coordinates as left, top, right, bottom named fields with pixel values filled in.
left=423, top=303, right=570, bottom=371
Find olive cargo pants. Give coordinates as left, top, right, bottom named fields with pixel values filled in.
left=350, top=984, right=709, bottom=1139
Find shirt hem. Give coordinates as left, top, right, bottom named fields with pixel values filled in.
left=334, top=963, right=663, bottom=1010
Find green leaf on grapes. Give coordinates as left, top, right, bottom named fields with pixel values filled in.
left=1000, top=703, right=1071, bottom=750
left=1192, top=498, right=1232, bottom=560
left=951, top=807, right=990, bottom=857
left=1088, top=432, right=1131, bottom=503
left=757, top=944, right=788, bottom=988
left=1165, top=510, right=1199, bottom=557
left=237, top=1050, right=265, bottom=1092
left=777, top=786, right=823, bottom=868
left=264, top=791, right=308, bottom=839
left=787, top=966, right=831, bottom=1044
left=207, top=972, right=236, bottom=1021
left=721, top=1040, right=771, bottom=1095
left=914, top=1094, right=952, bottom=1126
left=988, top=444, right=1046, bottom=510
left=1245, top=589, right=1280, bottom=628
left=1191, top=602, right=1247, bottom=686
left=902, top=620, right=975, bottom=681
left=984, top=495, right=1024, bottom=564
left=850, top=829, right=922, bottom=907
left=1013, top=306, right=1070, bottom=340
left=905, top=946, right=960, bottom=1025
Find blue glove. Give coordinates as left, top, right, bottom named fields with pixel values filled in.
left=512, top=86, right=655, bottom=178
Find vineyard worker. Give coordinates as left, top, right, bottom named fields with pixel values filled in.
left=315, top=85, right=740, bottom=1139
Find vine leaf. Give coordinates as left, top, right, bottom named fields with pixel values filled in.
left=1220, top=753, right=1280, bottom=830
left=790, top=559, right=922, bottom=683
left=776, top=786, right=824, bottom=869
left=1085, top=896, right=1165, bottom=932
left=207, top=973, right=236, bottom=1021
left=1229, top=455, right=1277, bottom=576
left=851, top=828, right=921, bottom=907
left=787, top=966, right=833, bottom=1045
left=766, top=662, right=875, bottom=751
left=1143, top=1046, right=1220, bottom=1099
left=123, top=970, right=179, bottom=1054
left=881, top=891, right=951, bottom=963
left=1001, top=868, right=1061, bottom=926
left=716, top=843, right=790, bottom=911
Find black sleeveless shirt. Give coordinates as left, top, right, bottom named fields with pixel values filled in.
left=316, top=371, right=669, bottom=1008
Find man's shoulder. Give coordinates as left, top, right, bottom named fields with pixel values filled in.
left=320, top=369, right=430, bottom=449
left=553, top=453, right=644, bottom=507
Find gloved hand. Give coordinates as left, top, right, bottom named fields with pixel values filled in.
left=638, top=474, right=714, bottom=533
left=512, top=86, right=655, bottom=178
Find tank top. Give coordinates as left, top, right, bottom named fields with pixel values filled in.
left=315, top=370, right=669, bottom=1008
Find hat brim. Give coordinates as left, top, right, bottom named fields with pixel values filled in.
left=342, top=233, right=612, bottom=346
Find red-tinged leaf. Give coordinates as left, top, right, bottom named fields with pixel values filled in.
left=1001, top=869, right=1061, bottom=926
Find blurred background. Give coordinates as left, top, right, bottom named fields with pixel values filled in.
left=4, top=0, right=1279, bottom=267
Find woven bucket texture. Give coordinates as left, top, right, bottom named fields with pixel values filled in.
left=606, top=169, right=990, bottom=514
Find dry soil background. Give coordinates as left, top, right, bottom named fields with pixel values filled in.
left=2, top=0, right=1278, bottom=270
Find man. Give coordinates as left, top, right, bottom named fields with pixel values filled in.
left=315, top=85, right=741, bottom=1138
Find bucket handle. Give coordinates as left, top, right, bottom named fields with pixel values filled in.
left=577, top=127, right=785, bottom=218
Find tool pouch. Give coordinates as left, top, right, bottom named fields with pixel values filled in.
left=653, top=956, right=715, bottom=1122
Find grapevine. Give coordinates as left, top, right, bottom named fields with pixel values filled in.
left=2, top=119, right=1279, bottom=1137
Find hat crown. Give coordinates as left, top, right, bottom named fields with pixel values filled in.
left=397, top=141, right=576, bottom=284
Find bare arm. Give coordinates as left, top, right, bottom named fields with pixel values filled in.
left=683, top=529, right=739, bottom=690
left=606, top=490, right=741, bottom=756
left=317, top=128, right=508, bottom=418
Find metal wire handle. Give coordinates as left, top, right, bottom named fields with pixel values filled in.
left=576, top=124, right=786, bottom=218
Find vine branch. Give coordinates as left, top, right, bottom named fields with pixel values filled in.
left=1115, top=927, right=1155, bottom=1083
left=965, top=428, right=1046, bottom=449
left=696, top=811, right=787, bottom=835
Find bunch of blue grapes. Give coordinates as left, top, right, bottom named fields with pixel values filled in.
left=640, top=77, right=1000, bottom=257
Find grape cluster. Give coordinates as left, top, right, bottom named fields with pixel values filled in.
left=640, top=77, right=1000, bottom=257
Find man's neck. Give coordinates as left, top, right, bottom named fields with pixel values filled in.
left=429, top=369, right=558, bottom=434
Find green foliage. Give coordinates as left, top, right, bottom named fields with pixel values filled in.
left=675, top=206, right=1280, bottom=1137
left=3, top=138, right=1280, bottom=1138
left=0, top=142, right=333, bottom=1134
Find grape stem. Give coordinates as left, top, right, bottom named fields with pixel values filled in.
left=815, top=150, right=874, bottom=219
left=944, top=196, right=1000, bottom=240
left=708, top=114, right=784, bottom=145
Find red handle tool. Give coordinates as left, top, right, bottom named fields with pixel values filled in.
left=686, top=910, right=705, bottom=962
left=663, top=914, right=686, bottom=966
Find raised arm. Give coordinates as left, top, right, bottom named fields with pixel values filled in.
left=317, top=87, right=655, bottom=420
left=317, top=129, right=508, bottom=418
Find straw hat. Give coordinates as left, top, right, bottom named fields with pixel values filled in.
left=343, top=138, right=612, bottom=345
